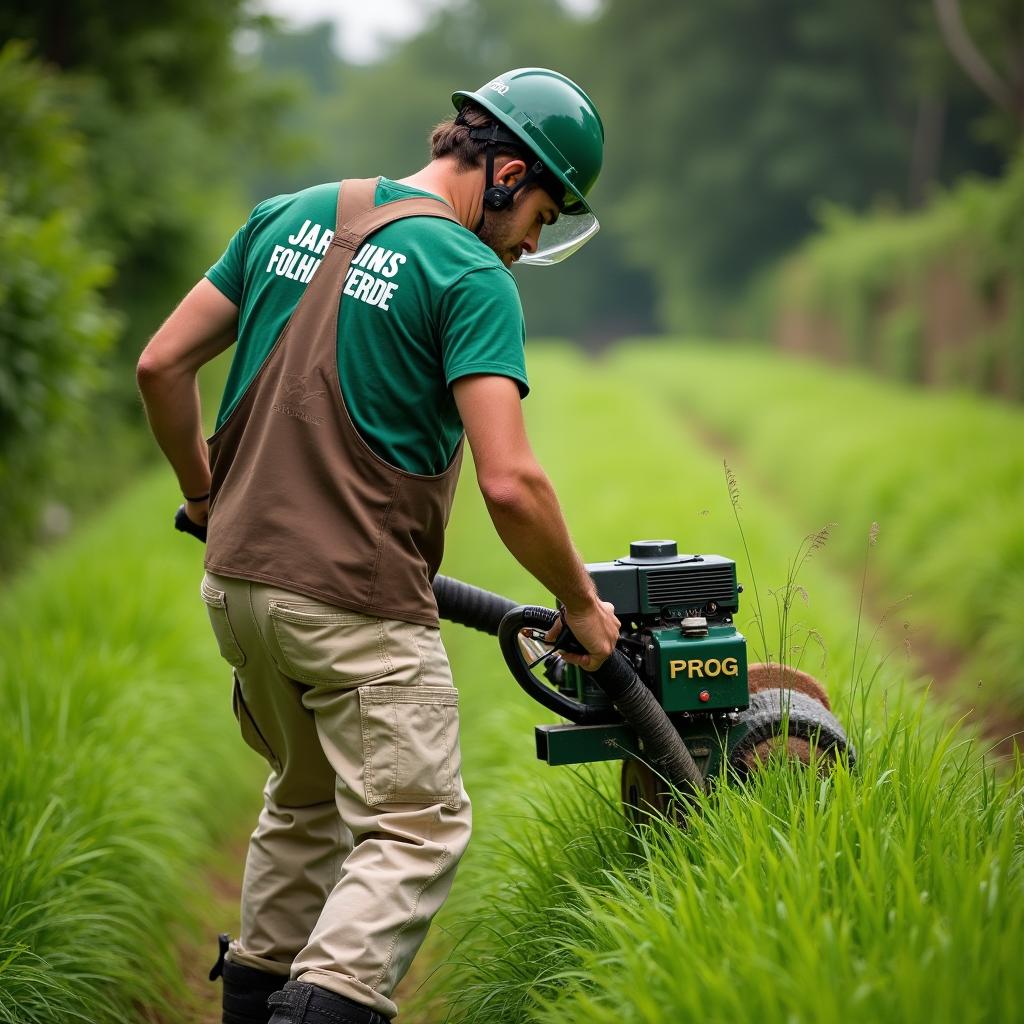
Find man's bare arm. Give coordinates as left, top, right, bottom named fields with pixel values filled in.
left=452, top=374, right=619, bottom=668
left=136, top=279, right=239, bottom=520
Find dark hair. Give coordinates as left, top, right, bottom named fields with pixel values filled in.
left=430, top=100, right=537, bottom=172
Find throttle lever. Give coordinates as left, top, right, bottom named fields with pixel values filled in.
left=552, top=604, right=588, bottom=656
left=520, top=608, right=587, bottom=657
left=551, top=623, right=587, bottom=656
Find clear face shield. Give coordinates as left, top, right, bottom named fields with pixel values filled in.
left=518, top=209, right=600, bottom=266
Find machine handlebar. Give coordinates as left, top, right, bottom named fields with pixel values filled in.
left=497, top=605, right=621, bottom=725
left=174, top=504, right=207, bottom=543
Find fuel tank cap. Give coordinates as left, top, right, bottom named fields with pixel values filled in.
left=617, top=540, right=702, bottom=565
left=630, top=540, right=677, bottom=560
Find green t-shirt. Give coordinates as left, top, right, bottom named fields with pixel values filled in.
left=205, top=179, right=529, bottom=475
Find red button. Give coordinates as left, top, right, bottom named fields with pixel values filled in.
left=699, top=690, right=710, bottom=702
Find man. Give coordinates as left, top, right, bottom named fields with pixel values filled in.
left=137, top=68, right=619, bottom=1024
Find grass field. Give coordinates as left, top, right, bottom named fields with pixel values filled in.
left=1, top=343, right=1020, bottom=1024
left=608, top=342, right=1024, bottom=714
left=0, top=474, right=260, bottom=1023
left=414, top=344, right=1023, bottom=1024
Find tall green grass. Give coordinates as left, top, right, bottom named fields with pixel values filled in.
left=534, top=729, right=1019, bottom=1024
left=609, top=341, right=1024, bottom=715
left=438, top=715, right=1022, bottom=1024
left=411, top=345, right=1023, bottom=1024
left=5, top=344, right=1020, bottom=1024
left=0, top=473, right=260, bottom=1022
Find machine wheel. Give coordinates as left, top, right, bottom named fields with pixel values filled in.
left=747, top=662, right=831, bottom=710
left=620, top=757, right=671, bottom=825
left=620, top=756, right=697, bottom=826
left=731, top=732, right=821, bottom=774
left=729, top=687, right=854, bottom=778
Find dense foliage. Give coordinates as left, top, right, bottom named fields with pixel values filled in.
left=0, top=0, right=279, bottom=344
left=0, top=44, right=119, bottom=567
left=773, top=147, right=1024, bottom=398
left=0, top=8, right=284, bottom=573
left=590, top=0, right=1011, bottom=331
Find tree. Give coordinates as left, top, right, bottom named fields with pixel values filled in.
left=589, top=0, right=1008, bottom=331
left=933, top=0, right=1024, bottom=136
left=0, top=44, right=118, bottom=567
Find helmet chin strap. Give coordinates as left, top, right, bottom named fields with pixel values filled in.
left=467, top=121, right=548, bottom=237
left=474, top=146, right=497, bottom=236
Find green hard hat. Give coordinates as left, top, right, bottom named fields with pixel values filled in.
left=452, top=68, right=605, bottom=265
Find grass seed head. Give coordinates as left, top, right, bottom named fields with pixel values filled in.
left=809, top=522, right=836, bottom=553
left=877, top=594, right=913, bottom=628
left=724, top=460, right=740, bottom=510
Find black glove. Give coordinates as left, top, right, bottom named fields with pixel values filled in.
left=174, top=504, right=207, bottom=543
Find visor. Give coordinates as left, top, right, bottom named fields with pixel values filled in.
left=519, top=210, right=600, bottom=266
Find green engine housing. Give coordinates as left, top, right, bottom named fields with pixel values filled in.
left=650, top=624, right=748, bottom=711
left=537, top=539, right=750, bottom=768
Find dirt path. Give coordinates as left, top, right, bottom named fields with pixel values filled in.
left=685, top=413, right=1023, bottom=761
left=155, top=834, right=246, bottom=1024
left=162, top=831, right=445, bottom=1024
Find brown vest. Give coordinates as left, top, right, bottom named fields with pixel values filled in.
left=204, top=178, right=464, bottom=627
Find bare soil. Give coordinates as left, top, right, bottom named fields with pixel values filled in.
left=153, top=828, right=445, bottom=1023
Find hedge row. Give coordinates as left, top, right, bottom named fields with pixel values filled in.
left=774, top=149, right=1024, bottom=400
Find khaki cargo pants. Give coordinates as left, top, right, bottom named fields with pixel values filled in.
left=200, top=571, right=472, bottom=1019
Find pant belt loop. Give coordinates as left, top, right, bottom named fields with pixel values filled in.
left=292, top=983, right=314, bottom=1014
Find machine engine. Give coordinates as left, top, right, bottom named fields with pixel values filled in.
left=430, top=536, right=855, bottom=819
left=556, top=539, right=749, bottom=719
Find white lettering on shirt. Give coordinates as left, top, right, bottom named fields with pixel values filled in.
left=267, top=223, right=406, bottom=312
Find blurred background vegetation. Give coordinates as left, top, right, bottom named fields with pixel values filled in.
left=0, top=0, right=1020, bottom=573
left=2, top=6, right=1022, bottom=1021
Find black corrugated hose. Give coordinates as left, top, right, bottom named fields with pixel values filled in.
left=589, top=653, right=705, bottom=796
left=433, top=574, right=518, bottom=635
left=435, top=573, right=705, bottom=798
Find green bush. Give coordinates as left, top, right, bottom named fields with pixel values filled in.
left=0, top=18, right=268, bottom=574
left=878, top=305, right=923, bottom=382
left=0, top=44, right=120, bottom=570
left=776, top=151, right=1024, bottom=397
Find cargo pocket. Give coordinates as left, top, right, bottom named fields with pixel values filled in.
left=200, top=577, right=245, bottom=667
left=268, top=601, right=393, bottom=686
left=359, top=686, right=461, bottom=811
left=232, top=672, right=280, bottom=771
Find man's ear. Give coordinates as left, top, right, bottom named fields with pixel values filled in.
left=492, top=158, right=528, bottom=187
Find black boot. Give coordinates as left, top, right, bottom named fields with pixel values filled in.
left=267, top=980, right=389, bottom=1024
left=210, top=933, right=289, bottom=1024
